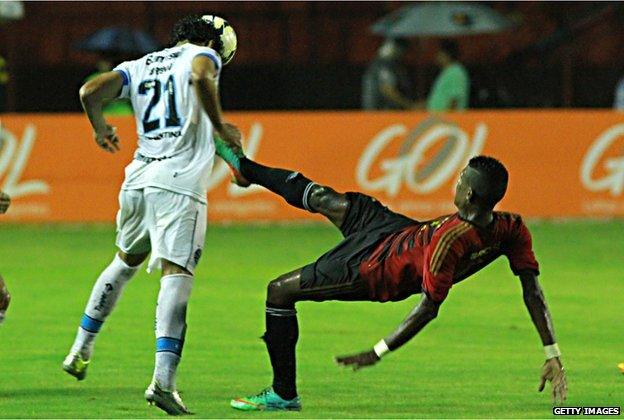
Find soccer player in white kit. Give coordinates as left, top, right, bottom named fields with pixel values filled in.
left=62, top=15, right=240, bottom=415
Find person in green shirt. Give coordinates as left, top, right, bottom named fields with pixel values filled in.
left=426, top=40, right=470, bottom=112
left=84, top=57, right=134, bottom=116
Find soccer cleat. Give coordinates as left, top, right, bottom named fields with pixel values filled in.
left=214, top=136, right=251, bottom=187
left=618, top=362, right=624, bottom=374
left=62, top=352, right=90, bottom=381
left=145, top=381, right=192, bottom=416
left=230, top=387, right=301, bottom=411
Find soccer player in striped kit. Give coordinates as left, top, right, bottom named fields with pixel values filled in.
left=216, top=146, right=568, bottom=410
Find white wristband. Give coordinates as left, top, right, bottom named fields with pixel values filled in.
left=544, top=343, right=561, bottom=359
left=373, top=340, right=390, bottom=358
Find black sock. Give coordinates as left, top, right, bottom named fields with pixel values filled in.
left=240, top=158, right=316, bottom=211
left=263, top=303, right=299, bottom=400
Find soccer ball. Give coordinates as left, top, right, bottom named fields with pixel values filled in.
left=201, top=15, right=237, bottom=66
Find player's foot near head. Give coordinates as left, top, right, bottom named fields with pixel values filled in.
left=145, top=381, right=192, bottom=416
left=230, top=387, right=301, bottom=411
left=62, top=352, right=89, bottom=381
left=214, top=136, right=251, bottom=188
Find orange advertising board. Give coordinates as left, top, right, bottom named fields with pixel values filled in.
left=0, top=111, right=623, bottom=223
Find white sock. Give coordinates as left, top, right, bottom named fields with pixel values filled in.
left=70, top=254, right=138, bottom=359
left=153, top=273, right=193, bottom=392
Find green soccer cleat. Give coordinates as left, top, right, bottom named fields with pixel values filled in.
left=214, top=136, right=251, bottom=187
left=62, top=352, right=90, bottom=381
left=145, top=381, right=192, bottom=416
left=230, top=387, right=302, bottom=412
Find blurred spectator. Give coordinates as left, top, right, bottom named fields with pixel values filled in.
left=84, top=55, right=133, bottom=116
left=426, top=40, right=470, bottom=112
left=613, top=75, right=624, bottom=110
left=0, top=54, right=7, bottom=112
left=362, top=38, right=414, bottom=110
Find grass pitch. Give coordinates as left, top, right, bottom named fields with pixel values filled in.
left=0, top=221, right=622, bottom=418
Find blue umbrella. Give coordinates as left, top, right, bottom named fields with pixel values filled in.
left=76, top=27, right=160, bottom=56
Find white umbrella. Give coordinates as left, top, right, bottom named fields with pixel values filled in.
left=0, top=1, right=24, bottom=22
left=372, top=2, right=514, bottom=37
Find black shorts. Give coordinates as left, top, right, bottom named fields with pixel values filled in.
left=299, top=192, right=415, bottom=302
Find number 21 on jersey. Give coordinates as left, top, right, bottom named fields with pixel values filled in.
left=138, top=75, right=181, bottom=133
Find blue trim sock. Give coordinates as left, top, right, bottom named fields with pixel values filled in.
left=68, top=254, right=139, bottom=360
left=80, top=314, right=104, bottom=333
left=156, top=337, right=184, bottom=356
left=152, top=274, right=193, bottom=391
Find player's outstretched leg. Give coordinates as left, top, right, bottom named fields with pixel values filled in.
left=215, top=137, right=350, bottom=228
left=63, top=251, right=145, bottom=380
left=145, top=260, right=193, bottom=415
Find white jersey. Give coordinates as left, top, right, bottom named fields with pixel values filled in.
left=113, top=44, right=223, bottom=203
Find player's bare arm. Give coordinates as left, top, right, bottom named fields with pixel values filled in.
left=79, top=71, right=123, bottom=153
left=519, top=272, right=567, bottom=403
left=191, top=55, right=241, bottom=147
left=0, top=190, right=10, bottom=214
left=335, top=293, right=441, bottom=370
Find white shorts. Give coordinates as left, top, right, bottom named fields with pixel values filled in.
left=115, top=187, right=207, bottom=274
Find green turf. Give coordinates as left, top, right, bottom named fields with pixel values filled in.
left=0, top=221, right=622, bottom=418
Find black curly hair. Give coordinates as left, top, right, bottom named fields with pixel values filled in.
left=170, top=14, right=221, bottom=49
left=467, top=155, right=509, bottom=206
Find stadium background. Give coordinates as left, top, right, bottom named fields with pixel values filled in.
left=0, top=1, right=622, bottom=418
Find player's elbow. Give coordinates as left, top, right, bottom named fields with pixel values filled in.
left=426, top=305, right=439, bottom=320
left=421, top=294, right=441, bottom=319
left=420, top=302, right=439, bottom=321
left=79, top=80, right=100, bottom=104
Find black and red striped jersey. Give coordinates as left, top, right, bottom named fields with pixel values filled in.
left=359, top=212, right=539, bottom=303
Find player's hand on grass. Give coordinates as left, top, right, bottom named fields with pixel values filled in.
left=94, top=124, right=120, bottom=153
left=335, top=349, right=380, bottom=371
left=0, top=191, right=10, bottom=214
left=538, top=357, right=567, bottom=403
left=0, top=276, right=10, bottom=324
left=216, top=122, right=242, bottom=149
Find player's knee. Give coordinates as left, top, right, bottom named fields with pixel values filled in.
left=162, top=259, right=191, bottom=276
left=308, top=185, right=347, bottom=214
left=118, top=251, right=148, bottom=268
left=266, top=277, right=294, bottom=306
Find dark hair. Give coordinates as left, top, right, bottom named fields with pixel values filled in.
left=170, top=14, right=219, bottom=48
left=440, top=39, right=459, bottom=60
left=468, top=155, right=509, bottom=206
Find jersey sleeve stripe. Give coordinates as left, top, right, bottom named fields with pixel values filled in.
left=430, top=224, right=469, bottom=274
left=195, top=52, right=221, bottom=71
left=114, top=69, right=130, bottom=86
left=430, top=223, right=471, bottom=274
